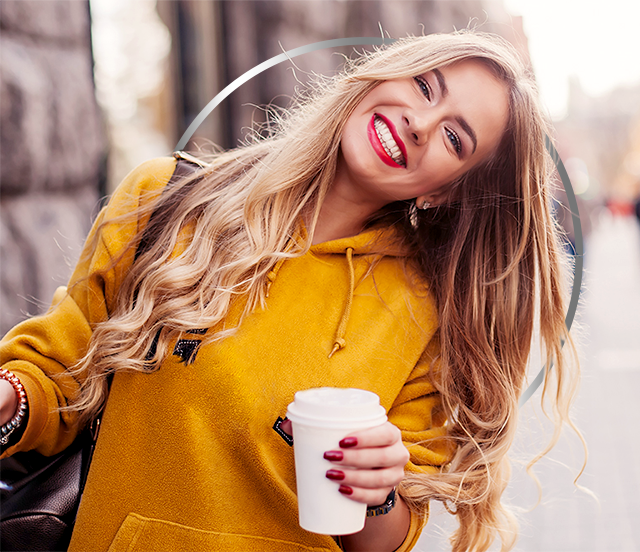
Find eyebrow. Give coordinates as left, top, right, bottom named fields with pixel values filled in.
left=433, top=68, right=478, bottom=155
left=456, top=117, right=477, bottom=155
left=433, top=69, right=448, bottom=97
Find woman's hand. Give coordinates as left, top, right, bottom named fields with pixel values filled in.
left=322, top=421, right=410, bottom=506
left=0, top=378, right=19, bottom=426
left=324, top=422, right=412, bottom=552
left=279, top=418, right=412, bottom=551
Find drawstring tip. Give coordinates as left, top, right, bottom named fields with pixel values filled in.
left=328, top=339, right=346, bottom=359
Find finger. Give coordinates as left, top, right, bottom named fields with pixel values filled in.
left=326, top=465, right=405, bottom=490
left=338, top=422, right=402, bottom=450
left=323, top=441, right=410, bottom=469
left=335, top=484, right=395, bottom=506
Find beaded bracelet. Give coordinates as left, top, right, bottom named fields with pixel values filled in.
left=0, top=368, right=28, bottom=446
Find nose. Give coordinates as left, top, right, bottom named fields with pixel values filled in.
left=403, top=109, right=434, bottom=146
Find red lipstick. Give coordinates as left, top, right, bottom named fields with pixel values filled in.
left=367, top=114, right=407, bottom=168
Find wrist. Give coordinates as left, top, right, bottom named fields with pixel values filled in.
left=340, top=494, right=411, bottom=552
left=0, top=369, right=28, bottom=445
left=0, top=378, right=18, bottom=425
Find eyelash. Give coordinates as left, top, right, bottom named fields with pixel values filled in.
left=413, top=76, right=431, bottom=100
left=446, top=128, right=462, bottom=154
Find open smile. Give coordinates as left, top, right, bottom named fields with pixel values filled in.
left=367, top=114, right=407, bottom=168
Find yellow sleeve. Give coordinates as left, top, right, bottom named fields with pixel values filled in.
left=387, top=335, right=456, bottom=551
left=389, top=335, right=455, bottom=474
left=0, top=157, right=177, bottom=458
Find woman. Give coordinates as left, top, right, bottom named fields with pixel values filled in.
left=0, top=32, right=580, bottom=552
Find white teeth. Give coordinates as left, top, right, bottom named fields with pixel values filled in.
left=374, top=116, right=405, bottom=166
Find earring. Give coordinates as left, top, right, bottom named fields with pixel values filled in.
left=418, top=200, right=431, bottom=210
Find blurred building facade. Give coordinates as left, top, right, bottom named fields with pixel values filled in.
left=622, top=117, right=640, bottom=207
left=549, top=77, right=640, bottom=246
left=554, top=77, right=640, bottom=205
left=1, top=0, right=529, bottom=333
left=0, top=0, right=107, bottom=334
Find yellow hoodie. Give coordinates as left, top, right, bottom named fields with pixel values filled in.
left=1, top=157, right=454, bottom=552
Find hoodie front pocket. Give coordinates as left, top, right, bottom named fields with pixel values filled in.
left=107, top=513, right=337, bottom=552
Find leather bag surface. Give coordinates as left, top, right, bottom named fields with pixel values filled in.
left=0, top=428, right=95, bottom=551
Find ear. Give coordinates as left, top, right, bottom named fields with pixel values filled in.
left=416, top=188, right=450, bottom=208
left=415, top=194, right=438, bottom=209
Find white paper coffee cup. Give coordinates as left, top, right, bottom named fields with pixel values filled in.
left=286, top=387, right=387, bottom=535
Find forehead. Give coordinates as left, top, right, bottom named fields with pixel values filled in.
left=437, top=59, right=510, bottom=157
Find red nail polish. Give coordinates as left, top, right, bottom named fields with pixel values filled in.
left=323, top=451, right=343, bottom=461
left=339, top=437, right=358, bottom=448
left=338, top=485, right=353, bottom=495
left=326, top=469, right=345, bottom=481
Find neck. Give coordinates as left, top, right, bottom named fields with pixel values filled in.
left=311, top=203, right=366, bottom=245
left=311, top=166, right=387, bottom=245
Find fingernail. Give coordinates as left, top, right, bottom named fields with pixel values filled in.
left=339, top=437, right=358, bottom=448
left=338, top=485, right=353, bottom=495
left=323, top=451, right=343, bottom=461
left=326, top=469, right=345, bottom=481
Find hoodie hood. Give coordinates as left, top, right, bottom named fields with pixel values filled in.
left=267, top=223, right=412, bottom=359
left=309, top=224, right=408, bottom=257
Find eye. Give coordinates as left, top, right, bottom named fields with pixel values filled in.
left=446, top=128, right=462, bottom=155
left=414, top=76, right=431, bottom=101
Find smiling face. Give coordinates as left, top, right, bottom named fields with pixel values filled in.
left=335, top=59, right=510, bottom=209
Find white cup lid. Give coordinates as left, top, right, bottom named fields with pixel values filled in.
left=287, top=387, right=387, bottom=428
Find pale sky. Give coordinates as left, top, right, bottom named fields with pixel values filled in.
left=504, top=0, right=640, bottom=119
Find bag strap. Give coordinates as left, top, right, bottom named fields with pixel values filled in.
left=134, top=151, right=207, bottom=262
left=93, top=152, right=207, bottom=444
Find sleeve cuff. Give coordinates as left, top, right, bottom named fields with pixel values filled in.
left=0, top=367, right=49, bottom=458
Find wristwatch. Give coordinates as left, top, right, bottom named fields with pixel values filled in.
left=366, top=488, right=396, bottom=517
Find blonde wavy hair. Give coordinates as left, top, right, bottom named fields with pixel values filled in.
left=70, top=31, right=582, bottom=552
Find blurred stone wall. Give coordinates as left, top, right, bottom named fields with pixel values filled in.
left=0, top=0, right=107, bottom=334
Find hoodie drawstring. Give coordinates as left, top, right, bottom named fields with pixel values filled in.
left=328, top=247, right=355, bottom=358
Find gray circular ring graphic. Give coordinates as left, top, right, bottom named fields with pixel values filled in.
left=174, top=38, right=583, bottom=408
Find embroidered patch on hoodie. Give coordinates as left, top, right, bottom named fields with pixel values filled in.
left=172, top=329, right=208, bottom=365
left=273, top=416, right=294, bottom=446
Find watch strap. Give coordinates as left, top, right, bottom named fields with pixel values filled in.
left=366, top=487, right=396, bottom=517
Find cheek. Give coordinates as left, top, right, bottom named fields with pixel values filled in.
left=422, top=151, right=463, bottom=186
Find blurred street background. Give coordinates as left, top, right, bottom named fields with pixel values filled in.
left=1, top=1, right=639, bottom=550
